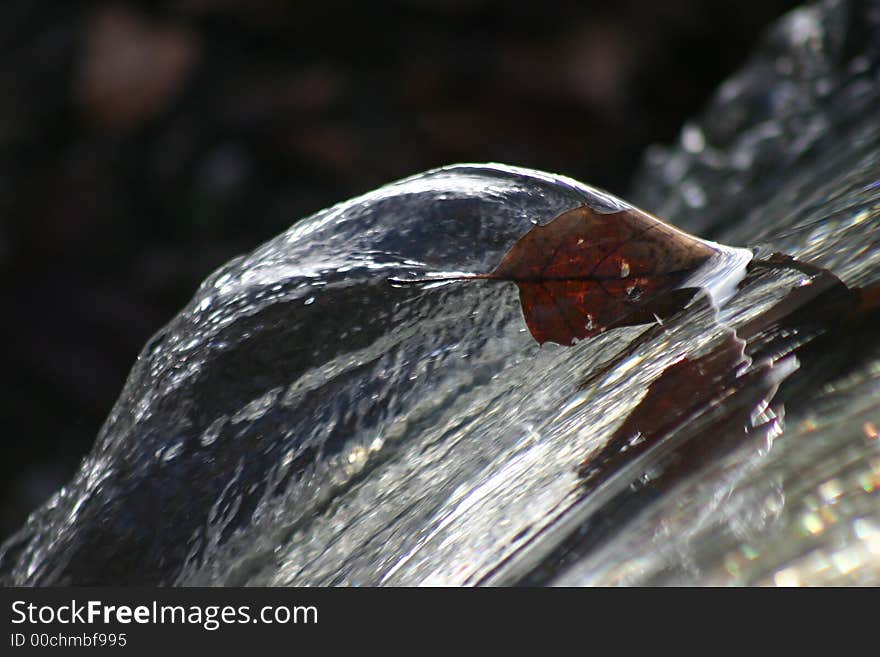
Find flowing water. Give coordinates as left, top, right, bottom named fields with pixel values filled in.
left=2, top=0, right=879, bottom=586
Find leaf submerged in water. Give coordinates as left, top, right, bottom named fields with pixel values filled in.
left=577, top=253, right=880, bottom=490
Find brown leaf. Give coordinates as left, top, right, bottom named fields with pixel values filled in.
left=577, top=333, right=751, bottom=485
left=491, top=205, right=716, bottom=345
left=391, top=204, right=718, bottom=345
left=576, top=254, right=880, bottom=491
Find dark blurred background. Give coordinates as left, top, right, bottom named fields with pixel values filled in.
left=1, top=0, right=801, bottom=540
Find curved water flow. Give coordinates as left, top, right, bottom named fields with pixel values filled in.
left=3, top=0, right=880, bottom=586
